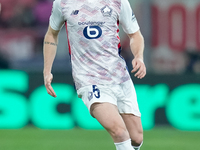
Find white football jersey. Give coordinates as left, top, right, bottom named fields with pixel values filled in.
left=50, top=0, right=140, bottom=90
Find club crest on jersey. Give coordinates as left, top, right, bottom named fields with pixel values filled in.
left=88, top=92, right=93, bottom=101
left=101, top=5, right=112, bottom=17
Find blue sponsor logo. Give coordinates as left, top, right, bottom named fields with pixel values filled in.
left=83, top=26, right=102, bottom=39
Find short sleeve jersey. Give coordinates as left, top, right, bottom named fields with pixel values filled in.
left=50, top=0, right=140, bottom=90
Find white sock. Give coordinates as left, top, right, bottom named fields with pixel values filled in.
left=114, top=139, right=135, bottom=150
left=132, top=141, right=143, bottom=150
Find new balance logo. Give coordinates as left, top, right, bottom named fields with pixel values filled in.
left=71, top=10, right=79, bottom=15
left=132, top=11, right=136, bottom=22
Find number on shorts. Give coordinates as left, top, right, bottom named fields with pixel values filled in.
left=92, top=85, right=100, bottom=98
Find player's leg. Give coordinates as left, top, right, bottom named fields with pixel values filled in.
left=91, top=102, right=134, bottom=150
left=77, top=85, right=134, bottom=150
left=117, top=79, right=143, bottom=150
left=121, top=114, right=143, bottom=150
left=91, top=102, right=129, bottom=143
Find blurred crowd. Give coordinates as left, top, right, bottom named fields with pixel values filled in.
left=0, top=0, right=52, bottom=28
left=0, top=0, right=59, bottom=71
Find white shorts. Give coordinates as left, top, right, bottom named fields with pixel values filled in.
left=77, top=79, right=141, bottom=117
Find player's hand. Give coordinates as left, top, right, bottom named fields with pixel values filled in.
left=131, top=58, right=146, bottom=79
left=44, top=73, right=57, bottom=97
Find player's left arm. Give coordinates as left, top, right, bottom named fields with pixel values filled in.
left=119, top=0, right=146, bottom=79
left=128, top=30, right=146, bottom=79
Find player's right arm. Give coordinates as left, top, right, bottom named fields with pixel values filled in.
left=43, top=26, right=59, bottom=98
left=43, top=0, right=64, bottom=97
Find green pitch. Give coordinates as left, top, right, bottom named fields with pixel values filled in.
left=0, top=126, right=199, bottom=150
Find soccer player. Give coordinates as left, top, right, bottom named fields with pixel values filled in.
left=43, top=0, right=146, bottom=150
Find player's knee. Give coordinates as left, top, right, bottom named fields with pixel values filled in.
left=109, top=126, right=129, bottom=142
left=131, top=133, right=143, bottom=146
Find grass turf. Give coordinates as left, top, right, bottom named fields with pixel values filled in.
left=0, top=126, right=199, bottom=150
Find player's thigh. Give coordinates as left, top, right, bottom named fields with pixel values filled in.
left=91, top=102, right=126, bottom=130
left=91, top=103, right=131, bottom=143
left=121, top=114, right=143, bottom=144
left=78, top=84, right=126, bottom=130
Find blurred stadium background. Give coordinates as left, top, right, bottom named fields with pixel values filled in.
left=0, top=0, right=200, bottom=150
